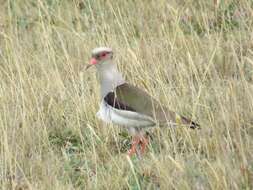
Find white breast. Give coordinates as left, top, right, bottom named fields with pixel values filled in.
left=96, top=100, right=155, bottom=128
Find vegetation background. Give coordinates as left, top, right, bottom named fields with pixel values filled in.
left=0, top=0, right=253, bottom=189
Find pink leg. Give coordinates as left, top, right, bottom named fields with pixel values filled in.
left=140, top=136, right=149, bottom=154
left=128, top=136, right=141, bottom=157
left=128, top=135, right=149, bottom=157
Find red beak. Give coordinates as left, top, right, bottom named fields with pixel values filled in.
left=90, top=58, right=97, bottom=65
left=85, top=58, right=97, bottom=70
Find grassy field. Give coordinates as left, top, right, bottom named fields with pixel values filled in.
left=0, top=0, right=253, bottom=189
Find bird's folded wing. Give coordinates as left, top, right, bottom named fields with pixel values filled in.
left=104, top=83, right=176, bottom=124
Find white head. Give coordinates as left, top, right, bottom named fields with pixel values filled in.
left=87, top=47, right=125, bottom=97
left=86, top=47, right=113, bottom=70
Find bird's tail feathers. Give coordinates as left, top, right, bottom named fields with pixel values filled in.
left=176, top=114, right=200, bottom=129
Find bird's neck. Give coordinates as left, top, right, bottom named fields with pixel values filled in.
left=97, top=61, right=125, bottom=98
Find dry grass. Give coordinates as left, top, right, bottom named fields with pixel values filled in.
left=0, top=0, right=253, bottom=189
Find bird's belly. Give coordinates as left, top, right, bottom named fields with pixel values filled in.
left=110, top=108, right=155, bottom=127
left=96, top=101, right=155, bottom=127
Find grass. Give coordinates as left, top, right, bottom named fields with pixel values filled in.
left=0, top=0, right=253, bottom=189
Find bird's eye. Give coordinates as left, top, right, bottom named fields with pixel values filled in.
left=100, top=52, right=107, bottom=57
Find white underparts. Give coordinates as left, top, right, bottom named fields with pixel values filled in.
left=96, top=100, right=156, bottom=128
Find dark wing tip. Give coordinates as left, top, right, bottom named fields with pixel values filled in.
left=181, top=116, right=200, bottom=129
left=189, top=121, right=201, bottom=129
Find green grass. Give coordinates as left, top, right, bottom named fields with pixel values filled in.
left=0, top=0, right=253, bottom=189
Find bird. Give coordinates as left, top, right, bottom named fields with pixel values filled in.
left=86, top=47, right=200, bottom=157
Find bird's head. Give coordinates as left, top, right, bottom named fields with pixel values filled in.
left=86, top=47, right=113, bottom=70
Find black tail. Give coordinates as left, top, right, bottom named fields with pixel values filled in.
left=181, top=116, right=200, bottom=129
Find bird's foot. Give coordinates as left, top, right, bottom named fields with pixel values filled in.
left=127, top=136, right=140, bottom=157
left=140, top=136, right=149, bottom=154
left=127, top=135, right=149, bottom=158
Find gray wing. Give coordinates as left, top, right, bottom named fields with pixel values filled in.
left=105, top=83, right=176, bottom=123
left=103, top=83, right=199, bottom=128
